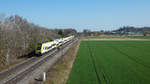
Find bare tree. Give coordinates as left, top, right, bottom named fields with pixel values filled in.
left=0, top=14, right=77, bottom=66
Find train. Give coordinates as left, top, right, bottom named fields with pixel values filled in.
left=35, top=35, right=74, bottom=55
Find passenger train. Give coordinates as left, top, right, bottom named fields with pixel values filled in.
left=35, top=35, right=74, bottom=55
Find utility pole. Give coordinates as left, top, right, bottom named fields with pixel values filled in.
left=62, top=29, right=64, bottom=56
left=57, top=29, right=64, bottom=56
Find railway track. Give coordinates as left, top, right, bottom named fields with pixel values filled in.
left=0, top=38, right=78, bottom=84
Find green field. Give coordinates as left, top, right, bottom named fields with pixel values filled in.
left=67, top=41, right=150, bottom=84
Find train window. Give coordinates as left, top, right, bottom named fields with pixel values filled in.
left=48, top=46, right=51, bottom=49
left=45, top=47, right=48, bottom=50
left=52, top=44, right=56, bottom=46
left=45, top=41, right=49, bottom=42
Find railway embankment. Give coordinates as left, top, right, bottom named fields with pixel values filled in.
left=41, top=39, right=80, bottom=84
left=0, top=38, right=78, bottom=84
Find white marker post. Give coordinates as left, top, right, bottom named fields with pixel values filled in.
left=43, top=72, right=46, bottom=81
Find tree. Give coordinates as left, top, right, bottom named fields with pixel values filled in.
left=83, top=29, right=91, bottom=36
left=0, top=13, right=5, bottom=24
left=143, top=31, right=150, bottom=36
left=0, top=14, right=76, bottom=66
left=58, top=30, right=64, bottom=37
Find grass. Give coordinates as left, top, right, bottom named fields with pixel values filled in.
left=67, top=43, right=99, bottom=84
left=67, top=40, right=150, bottom=84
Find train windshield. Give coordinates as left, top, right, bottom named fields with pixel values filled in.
left=38, top=43, right=42, bottom=45
left=37, top=47, right=41, bottom=50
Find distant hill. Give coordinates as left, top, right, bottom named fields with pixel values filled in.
left=113, top=26, right=150, bottom=35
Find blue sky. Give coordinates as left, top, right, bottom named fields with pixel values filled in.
left=0, top=0, right=150, bottom=32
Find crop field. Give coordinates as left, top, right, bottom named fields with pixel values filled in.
left=67, top=40, right=150, bottom=84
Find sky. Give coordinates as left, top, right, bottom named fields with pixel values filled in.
left=0, top=0, right=150, bottom=32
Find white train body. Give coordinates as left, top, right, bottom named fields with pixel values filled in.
left=35, top=35, right=74, bottom=55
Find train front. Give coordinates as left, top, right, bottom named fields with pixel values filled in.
left=35, top=43, right=42, bottom=55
